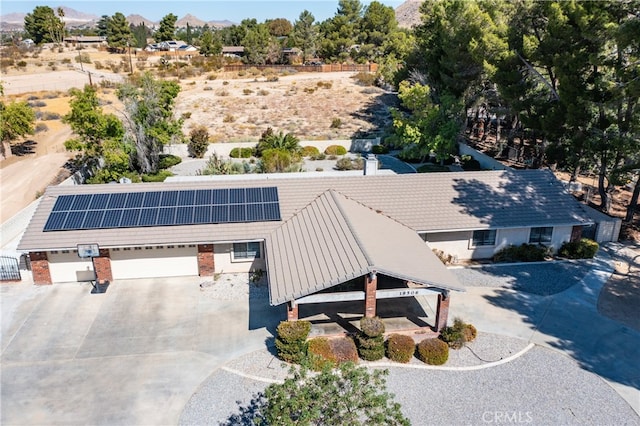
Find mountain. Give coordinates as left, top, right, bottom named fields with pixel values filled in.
left=0, top=6, right=98, bottom=30
left=126, top=14, right=157, bottom=28
left=209, top=20, right=234, bottom=29
left=395, top=0, right=424, bottom=29
left=1, top=12, right=25, bottom=24
left=57, top=6, right=98, bottom=23
left=176, top=14, right=207, bottom=28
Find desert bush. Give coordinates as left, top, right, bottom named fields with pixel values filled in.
left=257, top=89, right=269, bottom=96
left=34, top=123, right=49, bottom=133
left=74, top=53, right=91, bottom=64
left=330, top=117, right=342, bottom=128
left=37, top=111, right=61, bottom=121
left=28, top=100, right=46, bottom=108
left=352, top=72, right=377, bottom=86
left=141, top=170, right=173, bottom=182
left=230, top=147, right=254, bottom=158
left=1, top=58, right=15, bottom=68
left=386, top=334, right=416, bottom=363
left=243, top=88, right=253, bottom=95
left=324, top=145, right=347, bottom=156
left=307, top=337, right=337, bottom=371
left=416, top=338, right=449, bottom=365
left=266, top=75, right=279, bottom=82
left=275, top=320, right=311, bottom=363
left=42, top=92, right=61, bottom=99
left=158, top=154, right=182, bottom=169
left=203, top=86, right=213, bottom=91
left=432, top=249, right=456, bottom=265
left=335, top=157, right=364, bottom=171
left=94, top=60, right=104, bottom=70
left=372, top=145, right=389, bottom=154
left=310, top=153, right=326, bottom=161
left=223, top=114, right=235, bottom=123
left=216, top=89, right=229, bottom=96
left=188, top=126, right=210, bottom=158
left=493, top=243, right=549, bottom=263
left=16, top=60, right=27, bottom=68
left=317, top=81, right=333, bottom=89
left=301, top=146, right=320, bottom=157
left=181, top=112, right=192, bottom=119
left=207, top=73, right=218, bottom=80
left=248, top=67, right=261, bottom=76
left=316, top=167, right=323, bottom=171
left=303, top=87, right=316, bottom=94
left=558, top=238, right=599, bottom=259
left=237, top=70, right=246, bottom=77
left=61, top=58, right=71, bottom=64
left=440, top=318, right=477, bottom=349
left=223, top=80, right=229, bottom=85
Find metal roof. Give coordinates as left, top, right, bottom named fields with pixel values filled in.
left=18, top=170, right=592, bottom=251
left=267, top=190, right=464, bottom=305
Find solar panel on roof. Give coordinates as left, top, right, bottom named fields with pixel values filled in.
left=43, top=186, right=281, bottom=231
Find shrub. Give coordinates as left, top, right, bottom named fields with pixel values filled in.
left=307, top=337, right=337, bottom=371
left=188, top=126, right=210, bottom=159
left=324, top=145, right=347, bottom=156
left=158, top=154, right=182, bottom=169
left=37, top=111, right=61, bottom=121
left=203, top=86, right=213, bottom=91
left=181, top=112, right=192, bottom=120
left=357, top=317, right=385, bottom=361
left=223, top=80, right=229, bottom=85
left=386, top=334, right=415, bottom=363
left=352, top=72, right=376, bottom=86
left=141, top=170, right=173, bottom=182
left=301, top=146, right=320, bottom=157
left=243, top=88, right=253, bottom=95
left=417, top=164, right=450, bottom=173
left=223, top=114, right=235, bottom=123
left=558, top=238, right=599, bottom=259
left=28, top=100, right=46, bottom=108
left=257, top=89, right=269, bottom=96
left=335, top=157, right=354, bottom=170
left=230, top=147, right=254, bottom=158
left=35, top=123, right=49, bottom=133
left=461, top=156, right=481, bottom=171
left=330, top=117, right=342, bottom=128
left=440, top=318, right=477, bottom=349
left=372, top=145, right=389, bottom=154
left=275, top=320, right=311, bottom=363
left=331, top=337, right=359, bottom=364
left=493, top=243, right=549, bottom=263
left=16, top=60, right=27, bottom=68
left=207, top=73, right=218, bottom=80
left=310, top=153, right=326, bottom=161
left=416, top=338, right=449, bottom=365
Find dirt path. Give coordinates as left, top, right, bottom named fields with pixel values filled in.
left=598, top=245, right=640, bottom=331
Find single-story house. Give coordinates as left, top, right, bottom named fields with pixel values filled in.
left=17, top=169, right=595, bottom=328
left=64, top=35, right=107, bottom=45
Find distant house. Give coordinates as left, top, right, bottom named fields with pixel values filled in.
left=64, top=35, right=107, bottom=45
left=20, top=38, right=35, bottom=48
left=222, top=46, right=245, bottom=58
left=145, top=40, right=196, bottom=52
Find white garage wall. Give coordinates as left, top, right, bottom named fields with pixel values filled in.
left=110, top=245, right=198, bottom=279
left=214, top=242, right=266, bottom=273
left=48, top=251, right=95, bottom=283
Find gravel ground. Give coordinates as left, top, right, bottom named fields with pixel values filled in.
left=179, top=345, right=638, bottom=425
left=199, top=273, right=269, bottom=301
left=451, top=260, right=591, bottom=296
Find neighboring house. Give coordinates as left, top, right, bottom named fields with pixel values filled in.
left=64, top=35, right=107, bottom=45
left=222, top=46, right=245, bottom=57
left=145, top=40, right=195, bottom=52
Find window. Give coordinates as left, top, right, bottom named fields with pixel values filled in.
left=472, top=230, right=496, bottom=246
left=233, top=242, right=261, bottom=260
left=529, top=227, right=553, bottom=244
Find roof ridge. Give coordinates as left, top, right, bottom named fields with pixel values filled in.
left=328, top=190, right=375, bottom=268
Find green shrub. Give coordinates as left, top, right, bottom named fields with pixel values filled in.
left=324, top=145, right=347, bottom=156
left=141, top=170, right=173, bottom=182
left=243, top=88, right=253, bottom=95
left=440, top=318, right=477, bottom=349
left=307, top=337, right=337, bottom=371
left=461, top=156, right=481, bottom=171
left=558, top=238, right=599, bottom=259
left=360, top=316, right=385, bottom=337
left=417, top=164, right=450, bottom=173
left=275, top=320, right=311, bottom=363
left=386, top=334, right=415, bottom=363
left=352, top=72, right=377, bottom=86
left=301, top=146, right=320, bottom=157
left=188, top=126, right=210, bottom=159
left=416, top=338, right=449, bottom=365
left=356, top=334, right=385, bottom=361
left=330, top=117, right=342, bottom=128
left=16, top=60, right=27, bottom=68
left=372, top=145, right=389, bottom=154
left=493, top=243, right=549, bottom=263
left=230, top=147, right=254, bottom=158
left=335, top=157, right=354, bottom=170
left=158, top=154, right=182, bottom=169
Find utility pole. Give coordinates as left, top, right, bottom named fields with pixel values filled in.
left=127, top=40, right=134, bottom=74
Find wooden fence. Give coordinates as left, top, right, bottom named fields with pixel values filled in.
left=222, top=63, right=378, bottom=73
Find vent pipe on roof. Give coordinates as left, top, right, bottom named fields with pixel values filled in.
left=364, top=154, right=378, bottom=176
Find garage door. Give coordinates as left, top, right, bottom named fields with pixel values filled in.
left=110, top=245, right=198, bottom=280
left=49, top=251, right=95, bottom=283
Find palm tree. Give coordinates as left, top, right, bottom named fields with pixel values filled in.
left=255, top=127, right=301, bottom=157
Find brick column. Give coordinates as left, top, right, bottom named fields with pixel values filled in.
left=93, top=248, right=112, bottom=284
left=364, top=272, right=378, bottom=318
left=435, top=292, right=450, bottom=331
left=197, top=244, right=215, bottom=276
left=287, top=301, right=299, bottom=321
left=30, top=251, right=52, bottom=285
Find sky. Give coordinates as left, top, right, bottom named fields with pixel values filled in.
left=0, top=0, right=404, bottom=23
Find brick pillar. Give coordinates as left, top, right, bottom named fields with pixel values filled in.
left=197, top=244, right=215, bottom=276
left=93, top=248, right=112, bottom=284
left=364, top=272, right=378, bottom=318
left=30, top=251, right=52, bottom=285
left=435, top=292, right=450, bottom=331
left=287, top=301, right=299, bottom=321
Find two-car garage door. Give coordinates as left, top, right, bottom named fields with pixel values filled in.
left=110, top=246, right=198, bottom=279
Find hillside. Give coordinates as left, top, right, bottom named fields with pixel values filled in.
left=395, top=0, right=424, bottom=29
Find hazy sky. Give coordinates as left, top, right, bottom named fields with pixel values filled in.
left=1, top=0, right=404, bottom=23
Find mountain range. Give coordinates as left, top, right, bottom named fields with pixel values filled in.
left=0, top=1, right=422, bottom=32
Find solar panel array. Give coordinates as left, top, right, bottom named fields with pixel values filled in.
left=43, top=187, right=281, bottom=232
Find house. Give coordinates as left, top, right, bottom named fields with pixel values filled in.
left=64, top=35, right=107, bottom=45
left=17, top=169, right=595, bottom=326
left=145, top=40, right=195, bottom=52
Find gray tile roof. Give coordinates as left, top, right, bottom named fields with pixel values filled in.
left=18, top=169, right=592, bottom=252
left=266, top=190, right=464, bottom=305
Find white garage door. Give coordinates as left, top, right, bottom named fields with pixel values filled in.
left=110, top=245, right=198, bottom=280
left=48, top=251, right=95, bottom=283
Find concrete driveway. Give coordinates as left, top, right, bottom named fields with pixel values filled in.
left=1, top=276, right=283, bottom=425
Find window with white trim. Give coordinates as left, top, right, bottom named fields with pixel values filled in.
left=529, top=227, right=553, bottom=244
left=472, top=230, right=496, bottom=246
left=232, top=242, right=261, bottom=260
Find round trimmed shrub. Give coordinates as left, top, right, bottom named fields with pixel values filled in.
left=158, top=154, right=182, bottom=169
left=386, top=334, right=415, bottom=363
left=307, top=337, right=337, bottom=371
left=360, top=316, right=385, bottom=337
left=463, top=323, right=477, bottom=343
left=229, top=147, right=254, bottom=158
left=357, top=317, right=385, bottom=361
left=301, top=145, right=320, bottom=157
left=324, top=145, right=347, bottom=156
left=558, top=238, right=599, bottom=259
left=331, top=336, right=359, bottom=364
left=275, top=320, right=311, bottom=363
left=416, top=338, right=449, bottom=365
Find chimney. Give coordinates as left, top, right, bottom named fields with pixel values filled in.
left=364, top=154, right=378, bottom=176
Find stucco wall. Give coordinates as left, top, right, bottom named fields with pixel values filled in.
left=214, top=242, right=266, bottom=273
left=48, top=251, right=95, bottom=283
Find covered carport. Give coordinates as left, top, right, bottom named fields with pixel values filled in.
left=266, top=190, right=464, bottom=333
